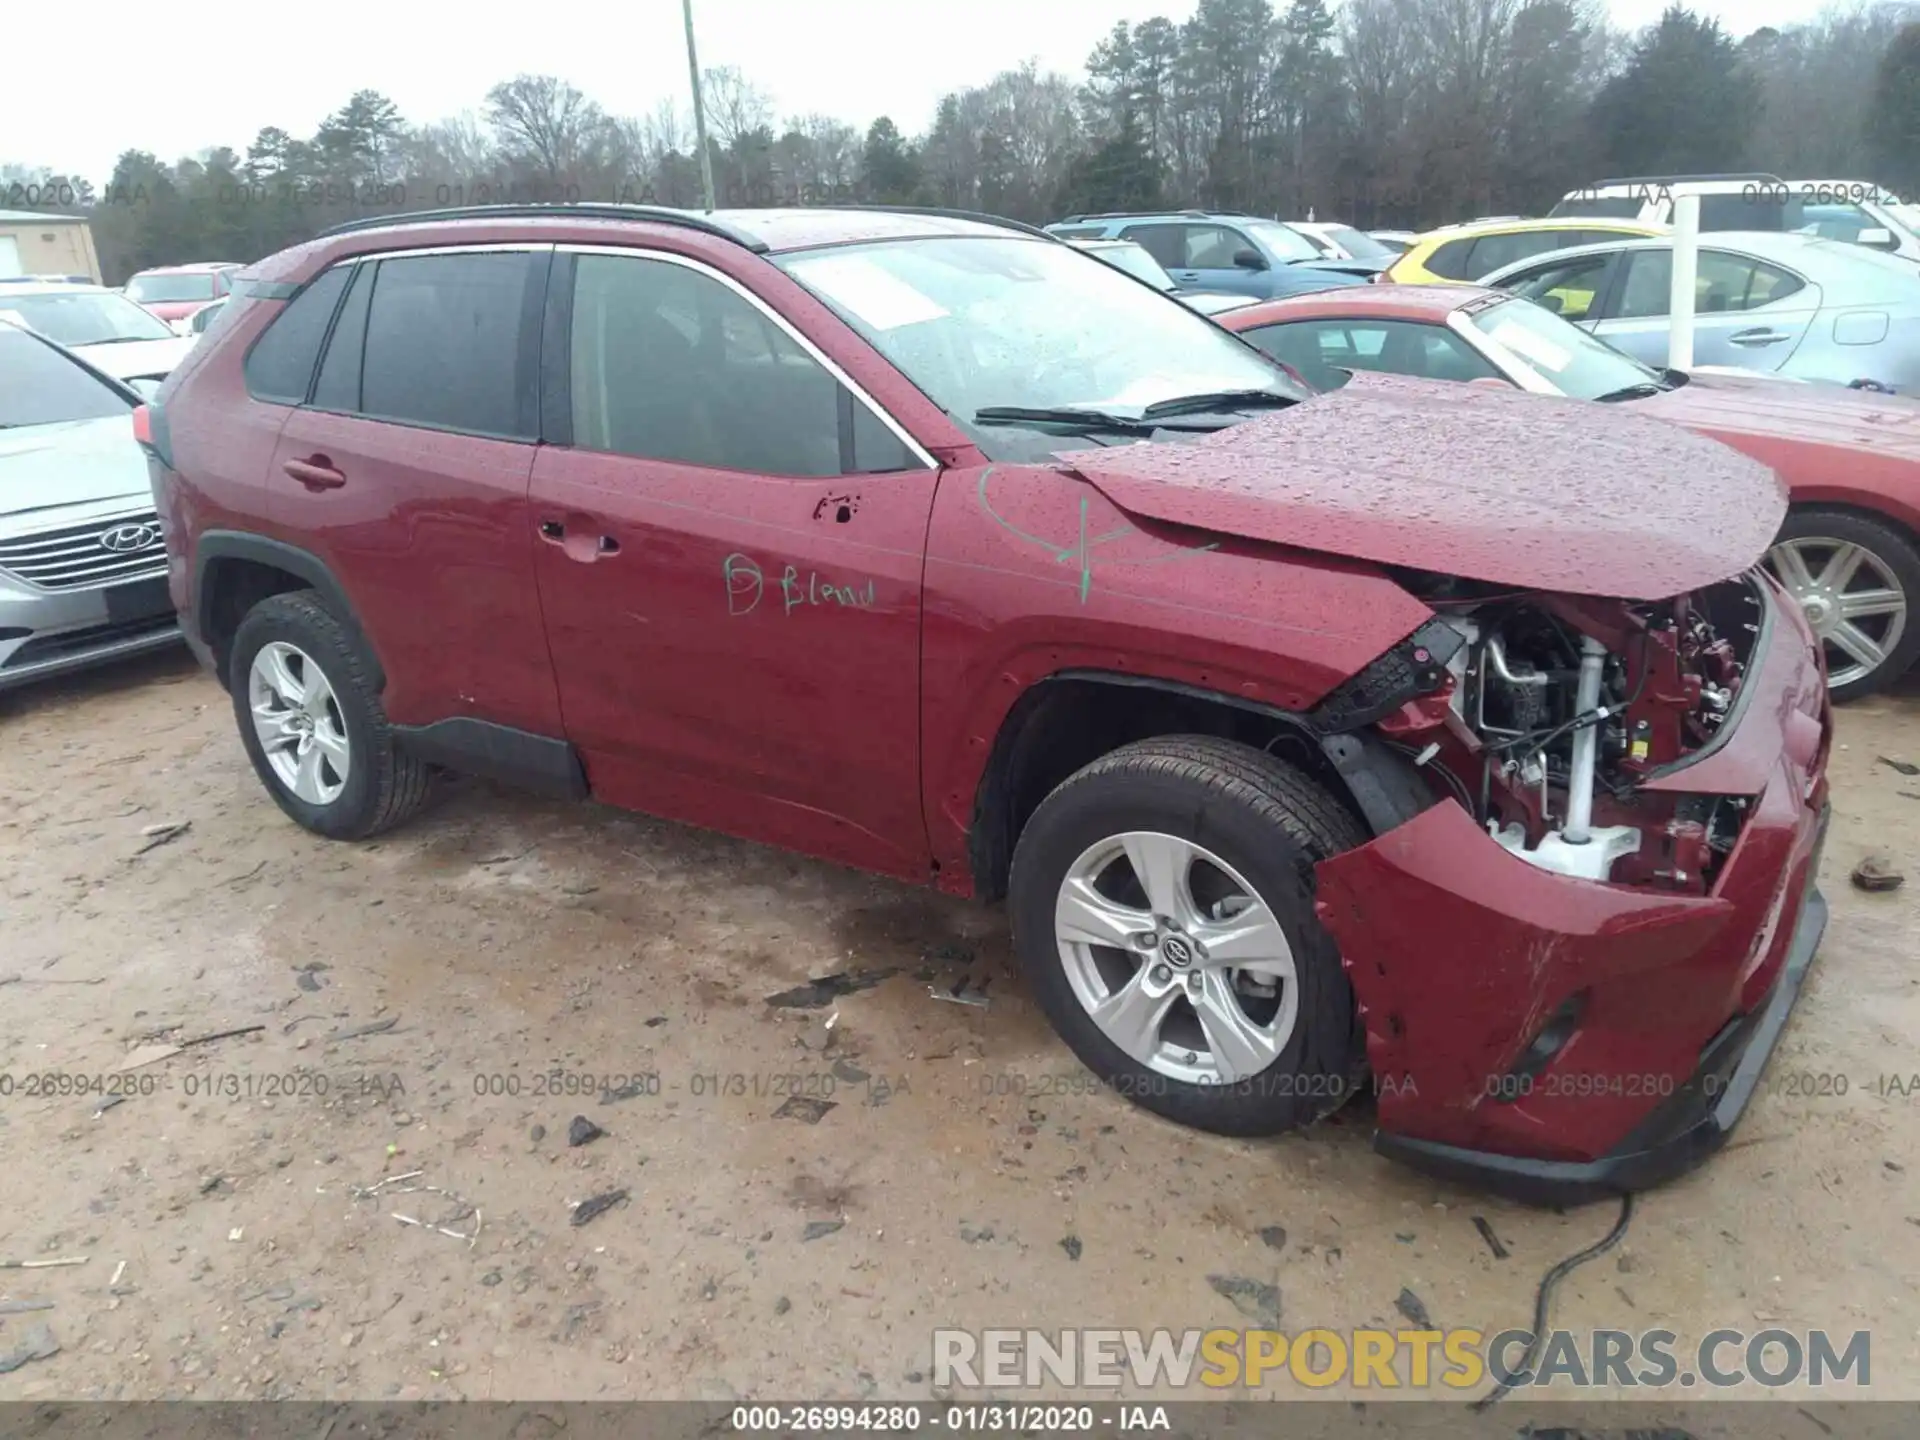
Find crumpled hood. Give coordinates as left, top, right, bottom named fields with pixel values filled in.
left=1057, top=371, right=1787, bottom=600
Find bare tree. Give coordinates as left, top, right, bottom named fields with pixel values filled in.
left=485, top=74, right=604, bottom=179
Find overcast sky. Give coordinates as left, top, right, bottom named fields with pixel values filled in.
left=7, top=0, right=1841, bottom=187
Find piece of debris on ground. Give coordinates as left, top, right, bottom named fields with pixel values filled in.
left=765, top=969, right=898, bottom=1010
left=571, top=1189, right=629, bottom=1227
left=1208, top=1274, right=1282, bottom=1326
left=1853, top=856, right=1906, bottom=892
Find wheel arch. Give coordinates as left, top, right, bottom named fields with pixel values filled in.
left=194, top=532, right=381, bottom=691
left=964, top=670, right=1431, bottom=904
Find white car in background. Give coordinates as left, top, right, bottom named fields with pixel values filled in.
left=1290, top=221, right=1401, bottom=265
left=0, top=281, right=194, bottom=387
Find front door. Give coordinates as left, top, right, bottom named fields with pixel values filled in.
left=528, top=247, right=939, bottom=878
left=1593, top=248, right=1820, bottom=376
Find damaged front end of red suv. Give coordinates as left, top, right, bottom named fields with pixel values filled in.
left=1069, top=373, right=1831, bottom=1204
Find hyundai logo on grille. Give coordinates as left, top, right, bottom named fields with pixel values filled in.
left=99, top=523, right=160, bottom=553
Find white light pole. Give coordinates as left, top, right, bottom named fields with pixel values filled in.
left=1667, top=191, right=1699, bottom=372
left=681, top=0, right=717, bottom=213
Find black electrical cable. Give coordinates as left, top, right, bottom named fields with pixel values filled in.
left=1469, top=1192, right=1636, bottom=1412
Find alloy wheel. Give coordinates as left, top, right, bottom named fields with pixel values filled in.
left=1766, top=536, right=1909, bottom=691
left=248, top=640, right=351, bottom=805
left=1053, top=830, right=1298, bottom=1085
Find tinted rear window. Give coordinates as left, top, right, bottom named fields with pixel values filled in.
left=243, top=265, right=352, bottom=404
left=1422, top=237, right=1477, bottom=281
left=1699, top=194, right=1798, bottom=231
left=358, top=252, right=541, bottom=438
left=1549, top=196, right=1645, bottom=219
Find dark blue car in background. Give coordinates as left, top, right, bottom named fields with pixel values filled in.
left=1045, top=210, right=1378, bottom=300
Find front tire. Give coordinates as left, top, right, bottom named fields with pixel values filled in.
left=1008, top=735, right=1368, bottom=1137
left=1766, top=508, right=1920, bottom=702
left=230, top=590, right=431, bottom=839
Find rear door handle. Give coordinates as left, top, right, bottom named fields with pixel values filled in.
left=1729, top=328, right=1790, bottom=347
left=283, top=456, right=346, bottom=490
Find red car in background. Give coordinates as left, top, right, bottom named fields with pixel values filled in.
left=143, top=209, right=1830, bottom=1203
left=1221, top=283, right=1920, bottom=700
left=124, top=263, right=243, bottom=330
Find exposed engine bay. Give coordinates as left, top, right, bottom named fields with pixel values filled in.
left=1360, top=573, right=1767, bottom=893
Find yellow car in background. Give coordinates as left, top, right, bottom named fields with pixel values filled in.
left=1388, top=218, right=1668, bottom=309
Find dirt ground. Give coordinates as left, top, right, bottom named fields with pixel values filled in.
left=1, top=647, right=1916, bottom=1407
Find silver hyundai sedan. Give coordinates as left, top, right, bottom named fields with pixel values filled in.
left=0, top=323, right=180, bottom=691
left=1480, top=230, right=1920, bottom=391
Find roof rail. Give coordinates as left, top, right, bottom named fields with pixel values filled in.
left=1050, top=209, right=1213, bottom=224
left=1589, top=173, right=1785, bottom=187
left=804, top=204, right=1059, bottom=242
left=318, top=203, right=769, bottom=252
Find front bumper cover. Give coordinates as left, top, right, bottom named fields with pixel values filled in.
left=1376, top=828, right=1827, bottom=1207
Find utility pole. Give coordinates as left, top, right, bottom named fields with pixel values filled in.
left=681, top=0, right=717, bottom=212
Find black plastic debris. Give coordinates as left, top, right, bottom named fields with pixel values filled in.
left=1208, top=1275, right=1281, bottom=1326
left=1258, top=1225, right=1288, bottom=1251
left=773, top=1095, right=836, bottom=1125
left=567, top=1116, right=606, bottom=1148
left=1395, top=1287, right=1434, bottom=1328
left=765, top=969, right=898, bottom=1010
left=570, top=1189, right=629, bottom=1227
left=802, top=1220, right=845, bottom=1242
left=1060, top=1235, right=1083, bottom=1261
left=1473, top=1215, right=1510, bottom=1260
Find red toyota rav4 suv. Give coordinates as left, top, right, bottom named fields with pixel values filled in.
left=144, top=205, right=1831, bottom=1204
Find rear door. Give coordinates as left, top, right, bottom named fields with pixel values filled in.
left=526, top=245, right=939, bottom=878
left=264, top=245, right=565, bottom=737
left=1593, top=248, right=1820, bottom=374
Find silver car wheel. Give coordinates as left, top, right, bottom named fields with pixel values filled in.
left=248, top=640, right=350, bottom=806
left=1054, top=830, right=1298, bottom=1086
left=1766, top=536, right=1909, bottom=691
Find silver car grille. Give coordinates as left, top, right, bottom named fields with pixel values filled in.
left=0, top=510, right=166, bottom=591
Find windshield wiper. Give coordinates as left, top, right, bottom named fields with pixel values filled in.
left=75, top=336, right=157, bottom=346
left=1140, top=388, right=1301, bottom=419
left=973, top=405, right=1162, bottom=434
left=1591, top=381, right=1671, bottom=403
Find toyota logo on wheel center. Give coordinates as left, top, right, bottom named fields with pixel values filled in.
left=99, top=522, right=159, bottom=553
left=1160, top=935, right=1194, bottom=968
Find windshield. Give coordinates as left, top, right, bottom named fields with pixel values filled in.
left=0, top=324, right=133, bottom=428
left=1087, top=244, right=1175, bottom=290
left=126, top=272, right=216, bottom=303
left=1242, top=220, right=1321, bottom=262
left=0, top=291, right=175, bottom=346
left=1466, top=297, right=1663, bottom=402
left=1323, top=226, right=1394, bottom=260
left=778, top=236, right=1303, bottom=454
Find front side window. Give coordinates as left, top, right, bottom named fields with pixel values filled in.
left=126, top=272, right=217, bottom=303
left=1117, top=224, right=1184, bottom=269
left=0, top=324, right=132, bottom=428
left=778, top=235, right=1303, bottom=459
left=568, top=254, right=915, bottom=477
left=1181, top=225, right=1253, bottom=269
left=1242, top=221, right=1322, bottom=263
left=1498, top=252, right=1613, bottom=322
left=358, top=251, right=539, bottom=437
left=0, top=291, right=175, bottom=347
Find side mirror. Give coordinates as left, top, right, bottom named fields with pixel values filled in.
left=1232, top=248, right=1268, bottom=271
left=1858, top=227, right=1897, bottom=250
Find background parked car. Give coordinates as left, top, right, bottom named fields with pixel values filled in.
left=1044, top=211, right=1369, bottom=299
left=123, top=263, right=243, bottom=332
left=185, top=297, right=229, bottom=337
left=1288, top=222, right=1399, bottom=267
left=0, top=280, right=194, bottom=386
left=1367, top=230, right=1417, bottom=254
left=1066, top=238, right=1255, bottom=315
left=0, top=324, right=180, bottom=691
left=1221, top=282, right=1920, bottom=698
left=1480, top=230, right=1920, bottom=393
left=1550, top=174, right=1920, bottom=262
left=1387, top=216, right=1666, bottom=285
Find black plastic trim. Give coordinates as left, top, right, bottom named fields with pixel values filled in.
left=1376, top=807, right=1830, bottom=1207
left=539, top=250, right=577, bottom=446
left=1318, top=731, right=1438, bottom=835
left=192, top=532, right=382, bottom=690
left=1306, top=618, right=1466, bottom=735
left=392, top=718, right=588, bottom=800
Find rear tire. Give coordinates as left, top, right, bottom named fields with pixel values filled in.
left=230, top=590, right=431, bottom=839
left=1008, top=735, right=1368, bottom=1137
left=1767, top=507, right=1920, bottom=702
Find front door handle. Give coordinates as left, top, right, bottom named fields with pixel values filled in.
left=538, top=517, right=620, bottom=563
left=1729, top=328, right=1790, bottom=347
left=284, top=456, right=346, bottom=490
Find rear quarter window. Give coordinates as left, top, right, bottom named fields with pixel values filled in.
left=1423, top=238, right=1476, bottom=280
left=243, top=265, right=353, bottom=404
